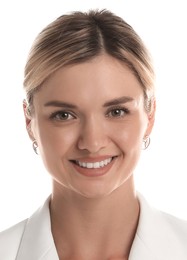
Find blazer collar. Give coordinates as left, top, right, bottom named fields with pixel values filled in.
left=129, top=193, right=159, bottom=260
left=16, top=194, right=158, bottom=260
left=129, top=234, right=158, bottom=260
left=16, top=193, right=184, bottom=260
left=130, top=193, right=187, bottom=260
left=16, top=197, right=59, bottom=260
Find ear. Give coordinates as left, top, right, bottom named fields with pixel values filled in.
left=145, top=98, right=156, bottom=137
left=23, top=99, right=35, bottom=141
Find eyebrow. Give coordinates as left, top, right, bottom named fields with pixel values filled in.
left=44, top=96, right=134, bottom=109
left=103, top=96, right=134, bottom=107
left=44, top=101, right=77, bottom=109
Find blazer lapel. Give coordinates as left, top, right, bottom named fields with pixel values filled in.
left=16, top=197, right=59, bottom=260
left=129, top=233, right=158, bottom=260
left=16, top=193, right=187, bottom=260
left=129, top=194, right=159, bottom=260
left=130, top=193, right=187, bottom=260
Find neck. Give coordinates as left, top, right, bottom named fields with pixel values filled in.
left=50, top=177, right=139, bottom=259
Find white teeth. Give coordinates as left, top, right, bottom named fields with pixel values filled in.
left=76, top=158, right=113, bottom=169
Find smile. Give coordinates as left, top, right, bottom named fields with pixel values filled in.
left=75, top=158, right=113, bottom=169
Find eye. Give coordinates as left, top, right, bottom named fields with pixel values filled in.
left=107, top=107, right=130, bottom=118
left=50, top=111, right=76, bottom=121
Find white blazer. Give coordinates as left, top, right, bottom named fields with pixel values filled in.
left=0, top=194, right=187, bottom=260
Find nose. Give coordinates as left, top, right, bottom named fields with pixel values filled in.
left=77, top=117, right=109, bottom=153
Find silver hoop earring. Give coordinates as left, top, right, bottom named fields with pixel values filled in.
left=32, top=140, right=38, bottom=155
left=143, top=136, right=151, bottom=150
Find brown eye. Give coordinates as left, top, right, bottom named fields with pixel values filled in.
left=107, top=107, right=129, bottom=118
left=50, top=111, right=75, bottom=121
left=110, top=109, right=123, bottom=117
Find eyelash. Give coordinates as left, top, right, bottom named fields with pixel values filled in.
left=49, top=106, right=130, bottom=122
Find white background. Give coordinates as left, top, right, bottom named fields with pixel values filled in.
left=0, top=0, right=187, bottom=231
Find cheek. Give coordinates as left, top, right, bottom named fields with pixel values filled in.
left=33, top=123, right=80, bottom=178
left=33, top=120, right=79, bottom=157
left=111, top=120, right=146, bottom=149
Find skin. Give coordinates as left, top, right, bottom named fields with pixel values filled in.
left=24, top=54, right=155, bottom=259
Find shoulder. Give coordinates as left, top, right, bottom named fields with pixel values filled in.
left=158, top=209, right=187, bottom=243
left=137, top=193, right=187, bottom=258
left=161, top=208, right=187, bottom=227
left=138, top=192, right=187, bottom=232
left=0, top=219, right=27, bottom=260
left=0, top=196, right=53, bottom=260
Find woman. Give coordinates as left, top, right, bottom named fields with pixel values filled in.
left=0, top=9, right=187, bottom=260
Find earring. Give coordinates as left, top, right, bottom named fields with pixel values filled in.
left=143, top=136, right=151, bottom=150
left=32, top=140, right=39, bottom=155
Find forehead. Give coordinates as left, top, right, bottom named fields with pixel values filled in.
left=36, top=54, right=144, bottom=103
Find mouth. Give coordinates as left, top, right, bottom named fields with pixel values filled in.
left=70, top=156, right=117, bottom=169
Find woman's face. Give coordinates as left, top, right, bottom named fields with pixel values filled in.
left=26, top=54, right=154, bottom=198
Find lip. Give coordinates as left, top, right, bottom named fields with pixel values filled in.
left=70, top=156, right=117, bottom=177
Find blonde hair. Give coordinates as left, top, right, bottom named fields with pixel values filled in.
left=24, top=9, right=155, bottom=113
